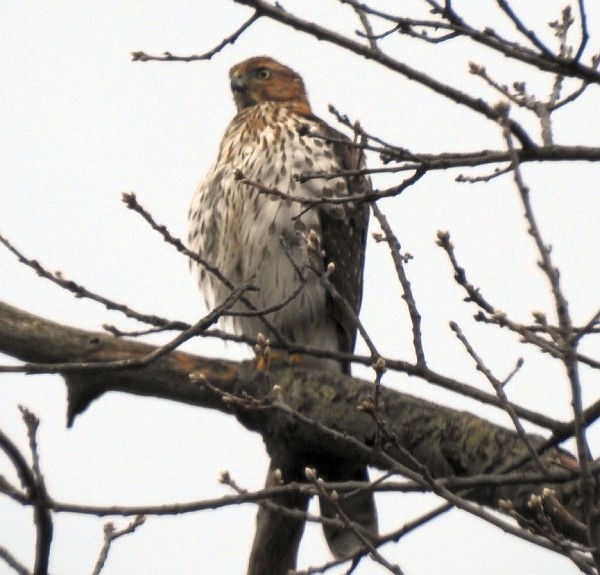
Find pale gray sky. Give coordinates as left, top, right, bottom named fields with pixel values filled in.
left=1, top=2, right=599, bottom=574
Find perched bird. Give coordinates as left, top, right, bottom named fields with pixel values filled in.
left=188, top=56, right=376, bottom=570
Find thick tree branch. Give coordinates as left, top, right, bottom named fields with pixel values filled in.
left=0, top=300, right=589, bottom=547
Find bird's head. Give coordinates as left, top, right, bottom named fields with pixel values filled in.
left=229, top=56, right=312, bottom=116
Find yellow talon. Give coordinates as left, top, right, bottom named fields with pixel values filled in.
left=256, top=355, right=269, bottom=371
left=255, top=351, right=296, bottom=370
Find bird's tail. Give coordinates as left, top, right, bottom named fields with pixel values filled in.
left=319, top=466, right=378, bottom=558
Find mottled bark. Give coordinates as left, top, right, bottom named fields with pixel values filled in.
left=0, top=300, right=584, bottom=548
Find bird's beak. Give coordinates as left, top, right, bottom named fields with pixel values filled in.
left=230, top=74, right=246, bottom=92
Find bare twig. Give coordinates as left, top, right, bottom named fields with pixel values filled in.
left=122, top=192, right=290, bottom=344
left=450, top=322, right=547, bottom=473
left=90, top=515, right=146, bottom=575
left=0, top=417, right=52, bottom=575
left=496, top=0, right=554, bottom=56
left=573, top=308, right=600, bottom=345
left=0, top=230, right=187, bottom=332
left=456, top=164, right=512, bottom=183
left=0, top=547, right=31, bottom=575
left=319, top=268, right=380, bottom=365
left=575, top=0, right=590, bottom=62
left=436, top=230, right=599, bottom=371
left=500, top=108, right=599, bottom=564
left=0, top=279, right=253, bottom=374
left=342, top=0, right=596, bottom=84
left=234, top=0, right=540, bottom=148
left=131, top=14, right=259, bottom=62
left=351, top=4, right=380, bottom=53
left=371, top=203, right=426, bottom=366
left=435, top=230, right=494, bottom=314
left=306, top=467, right=403, bottom=575
left=2, top=468, right=587, bottom=517
left=236, top=168, right=425, bottom=207
left=468, top=62, right=556, bottom=144
left=501, top=495, right=595, bottom=574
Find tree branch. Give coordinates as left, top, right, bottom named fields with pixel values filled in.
left=0, top=421, right=52, bottom=575
left=0, top=300, right=589, bottom=547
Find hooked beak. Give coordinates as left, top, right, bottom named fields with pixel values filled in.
left=230, top=75, right=246, bottom=93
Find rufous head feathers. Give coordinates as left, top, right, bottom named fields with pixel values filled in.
left=229, top=56, right=311, bottom=116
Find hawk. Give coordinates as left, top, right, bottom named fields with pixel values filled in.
left=188, top=56, right=377, bottom=569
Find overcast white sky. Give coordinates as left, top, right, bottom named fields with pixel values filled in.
left=1, top=2, right=599, bottom=574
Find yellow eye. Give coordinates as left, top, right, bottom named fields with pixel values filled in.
left=255, top=68, right=271, bottom=80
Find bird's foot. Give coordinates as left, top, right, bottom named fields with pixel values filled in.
left=255, top=350, right=291, bottom=371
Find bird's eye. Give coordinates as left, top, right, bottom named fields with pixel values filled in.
left=255, top=68, right=271, bottom=80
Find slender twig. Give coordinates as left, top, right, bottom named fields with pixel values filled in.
left=468, top=62, right=555, bottom=144
left=0, top=546, right=31, bottom=575
left=319, top=271, right=380, bottom=364
left=102, top=324, right=174, bottom=337
left=435, top=230, right=494, bottom=314
left=450, top=322, right=547, bottom=473
left=352, top=4, right=380, bottom=53
left=303, top=231, right=386, bottom=393
left=0, top=279, right=252, bottom=375
left=552, top=80, right=591, bottom=111
left=496, top=0, right=555, bottom=57
left=371, top=203, right=426, bottom=366
left=90, top=515, right=146, bottom=575
left=0, top=421, right=52, bottom=575
left=306, top=468, right=403, bottom=575
left=110, top=279, right=254, bottom=366
left=573, top=308, right=600, bottom=345
left=327, top=104, right=423, bottom=160
left=237, top=168, right=425, bottom=207
left=383, top=501, right=453, bottom=545
left=234, top=0, right=540, bottom=148
left=575, top=0, right=589, bottom=62
left=474, top=312, right=600, bottom=370
left=2, top=468, right=586, bottom=517
left=122, top=192, right=233, bottom=290
left=436, top=231, right=599, bottom=370
left=0, top=230, right=187, bottom=331
left=348, top=6, right=460, bottom=44
left=363, top=23, right=459, bottom=45
left=500, top=109, right=599, bottom=563
left=311, top=0, right=600, bottom=83
left=122, top=192, right=290, bottom=343
left=502, top=495, right=595, bottom=574
left=20, top=409, right=47, bottom=497
left=292, top=554, right=349, bottom=575
left=456, top=164, right=512, bottom=183
left=131, top=14, right=259, bottom=62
